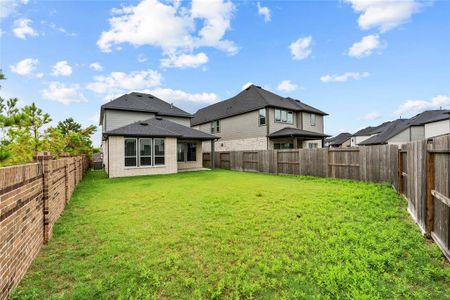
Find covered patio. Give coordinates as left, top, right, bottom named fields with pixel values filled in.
left=268, top=127, right=330, bottom=149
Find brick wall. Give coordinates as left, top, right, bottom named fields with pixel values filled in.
left=0, top=153, right=89, bottom=300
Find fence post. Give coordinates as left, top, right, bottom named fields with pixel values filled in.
left=398, top=149, right=404, bottom=194
left=60, top=153, right=70, bottom=204
left=33, top=151, right=53, bottom=243
left=426, top=149, right=435, bottom=235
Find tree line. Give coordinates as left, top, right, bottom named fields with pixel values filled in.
left=0, top=70, right=97, bottom=166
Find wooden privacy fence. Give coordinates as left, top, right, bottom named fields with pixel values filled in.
left=204, top=144, right=399, bottom=186
left=203, top=135, right=450, bottom=260
left=0, top=152, right=89, bottom=300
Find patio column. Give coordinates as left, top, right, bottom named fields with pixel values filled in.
left=211, top=139, right=215, bottom=168
left=293, top=137, right=298, bottom=149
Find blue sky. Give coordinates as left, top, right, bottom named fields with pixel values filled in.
left=1, top=0, right=449, bottom=146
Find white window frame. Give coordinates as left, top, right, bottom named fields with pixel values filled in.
left=310, top=114, right=316, bottom=126
left=124, top=138, right=137, bottom=167
left=259, top=108, right=266, bottom=126
left=139, top=138, right=152, bottom=166
left=124, top=137, right=165, bottom=168
left=210, top=120, right=220, bottom=133
left=275, top=109, right=294, bottom=124
left=153, top=138, right=165, bottom=166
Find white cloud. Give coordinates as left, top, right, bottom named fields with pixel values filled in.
left=52, top=61, right=73, bottom=76
left=142, top=87, right=219, bottom=105
left=257, top=2, right=271, bottom=22
left=13, top=18, right=38, bottom=39
left=348, top=34, right=384, bottom=58
left=160, top=52, right=208, bottom=69
left=277, top=80, right=297, bottom=92
left=394, top=95, right=450, bottom=115
left=1, top=0, right=29, bottom=19
left=97, top=0, right=237, bottom=67
left=36, top=72, right=44, bottom=78
left=87, top=69, right=162, bottom=95
left=42, top=82, right=88, bottom=105
left=9, top=58, right=39, bottom=76
left=320, top=72, right=369, bottom=83
left=89, top=62, right=103, bottom=71
left=242, top=82, right=253, bottom=90
left=358, top=112, right=381, bottom=121
left=289, top=36, right=312, bottom=60
left=345, top=0, right=420, bottom=32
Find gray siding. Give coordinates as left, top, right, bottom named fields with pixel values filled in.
left=194, top=110, right=267, bottom=141
left=425, top=119, right=450, bottom=138
left=302, top=112, right=323, bottom=133
left=411, top=126, right=425, bottom=141
left=268, top=108, right=297, bottom=134
left=388, top=128, right=410, bottom=144
left=103, top=109, right=191, bottom=132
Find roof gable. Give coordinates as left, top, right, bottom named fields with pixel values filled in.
left=100, top=92, right=192, bottom=124
left=191, top=85, right=327, bottom=126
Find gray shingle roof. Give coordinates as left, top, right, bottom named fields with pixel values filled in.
left=358, top=119, right=409, bottom=145
left=104, top=117, right=217, bottom=140
left=358, top=110, right=450, bottom=145
left=352, top=121, right=393, bottom=137
left=100, top=92, right=192, bottom=124
left=326, top=132, right=352, bottom=146
left=191, top=85, right=328, bottom=126
left=268, top=127, right=330, bottom=139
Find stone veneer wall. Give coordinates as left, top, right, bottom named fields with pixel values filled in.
left=0, top=153, right=88, bottom=300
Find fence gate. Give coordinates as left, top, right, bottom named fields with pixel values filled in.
left=219, top=152, right=231, bottom=169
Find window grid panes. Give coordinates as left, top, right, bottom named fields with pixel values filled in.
left=139, top=138, right=152, bottom=166
left=124, top=138, right=137, bottom=167
left=259, top=109, right=266, bottom=126
left=124, top=138, right=165, bottom=167
left=211, top=120, right=220, bottom=133
left=275, top=109, right=293, bottom=124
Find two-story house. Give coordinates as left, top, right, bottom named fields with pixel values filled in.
left=100, top=92, right=216, bottom=178
left=191, top=85, right=329, bottom=151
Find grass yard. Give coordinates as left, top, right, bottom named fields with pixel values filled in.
left=13, top=170, right=449, bottom=299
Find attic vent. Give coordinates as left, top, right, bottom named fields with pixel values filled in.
left=148, top=96, right=154, bottom=99
left=140, top=122, right=148, bottom=126
left=136, top=94, right=143, bottom=97
left=155, top=117, right=163, bottom=120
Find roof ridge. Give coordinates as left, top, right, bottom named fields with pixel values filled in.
left=252, top=85, right=271, bottom=106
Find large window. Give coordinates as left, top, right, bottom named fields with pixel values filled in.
left=259, top=109, right=266, bottom=126
left=308, top=143, right=318, bottom=149
left=274, top=109, right=293, bottom=124
left=139, top=138, right=152, bottom=166
left=310, top=114, right=316, bottom=126
left=154, top=138, right=165, bottom=165
left=177, top=142, right=197, bottom=162
left=211, top=120, right=220, bottom=133
left=124, top=138, right=137, bottom=167
left=124, top=137, right=164, bottom=167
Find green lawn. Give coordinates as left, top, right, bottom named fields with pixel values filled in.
left=13, top=170, right=449, bottom=299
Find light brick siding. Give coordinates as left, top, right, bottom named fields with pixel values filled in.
left=0, top=154, right=88, bottom=300
left=107, top=136, right=178, bottom=178
left=202, top=137, right=268, bottom=152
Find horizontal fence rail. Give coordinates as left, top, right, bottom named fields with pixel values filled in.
left=0, top=153, right=89, bottom=300
left=204, top=135, right=450, bottom=261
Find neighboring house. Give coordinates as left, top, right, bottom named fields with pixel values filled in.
left=100, top=92, right=216, bottom=178
left=191, top=85, right=329, bottom=151
left=358, top=110, right=450, bottom=146
left=325, top=132, right=352, bottom=147
left=350, top=121, right=393, bottom=146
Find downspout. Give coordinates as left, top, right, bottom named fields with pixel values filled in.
left=107, top=137, right=110, bottom=177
